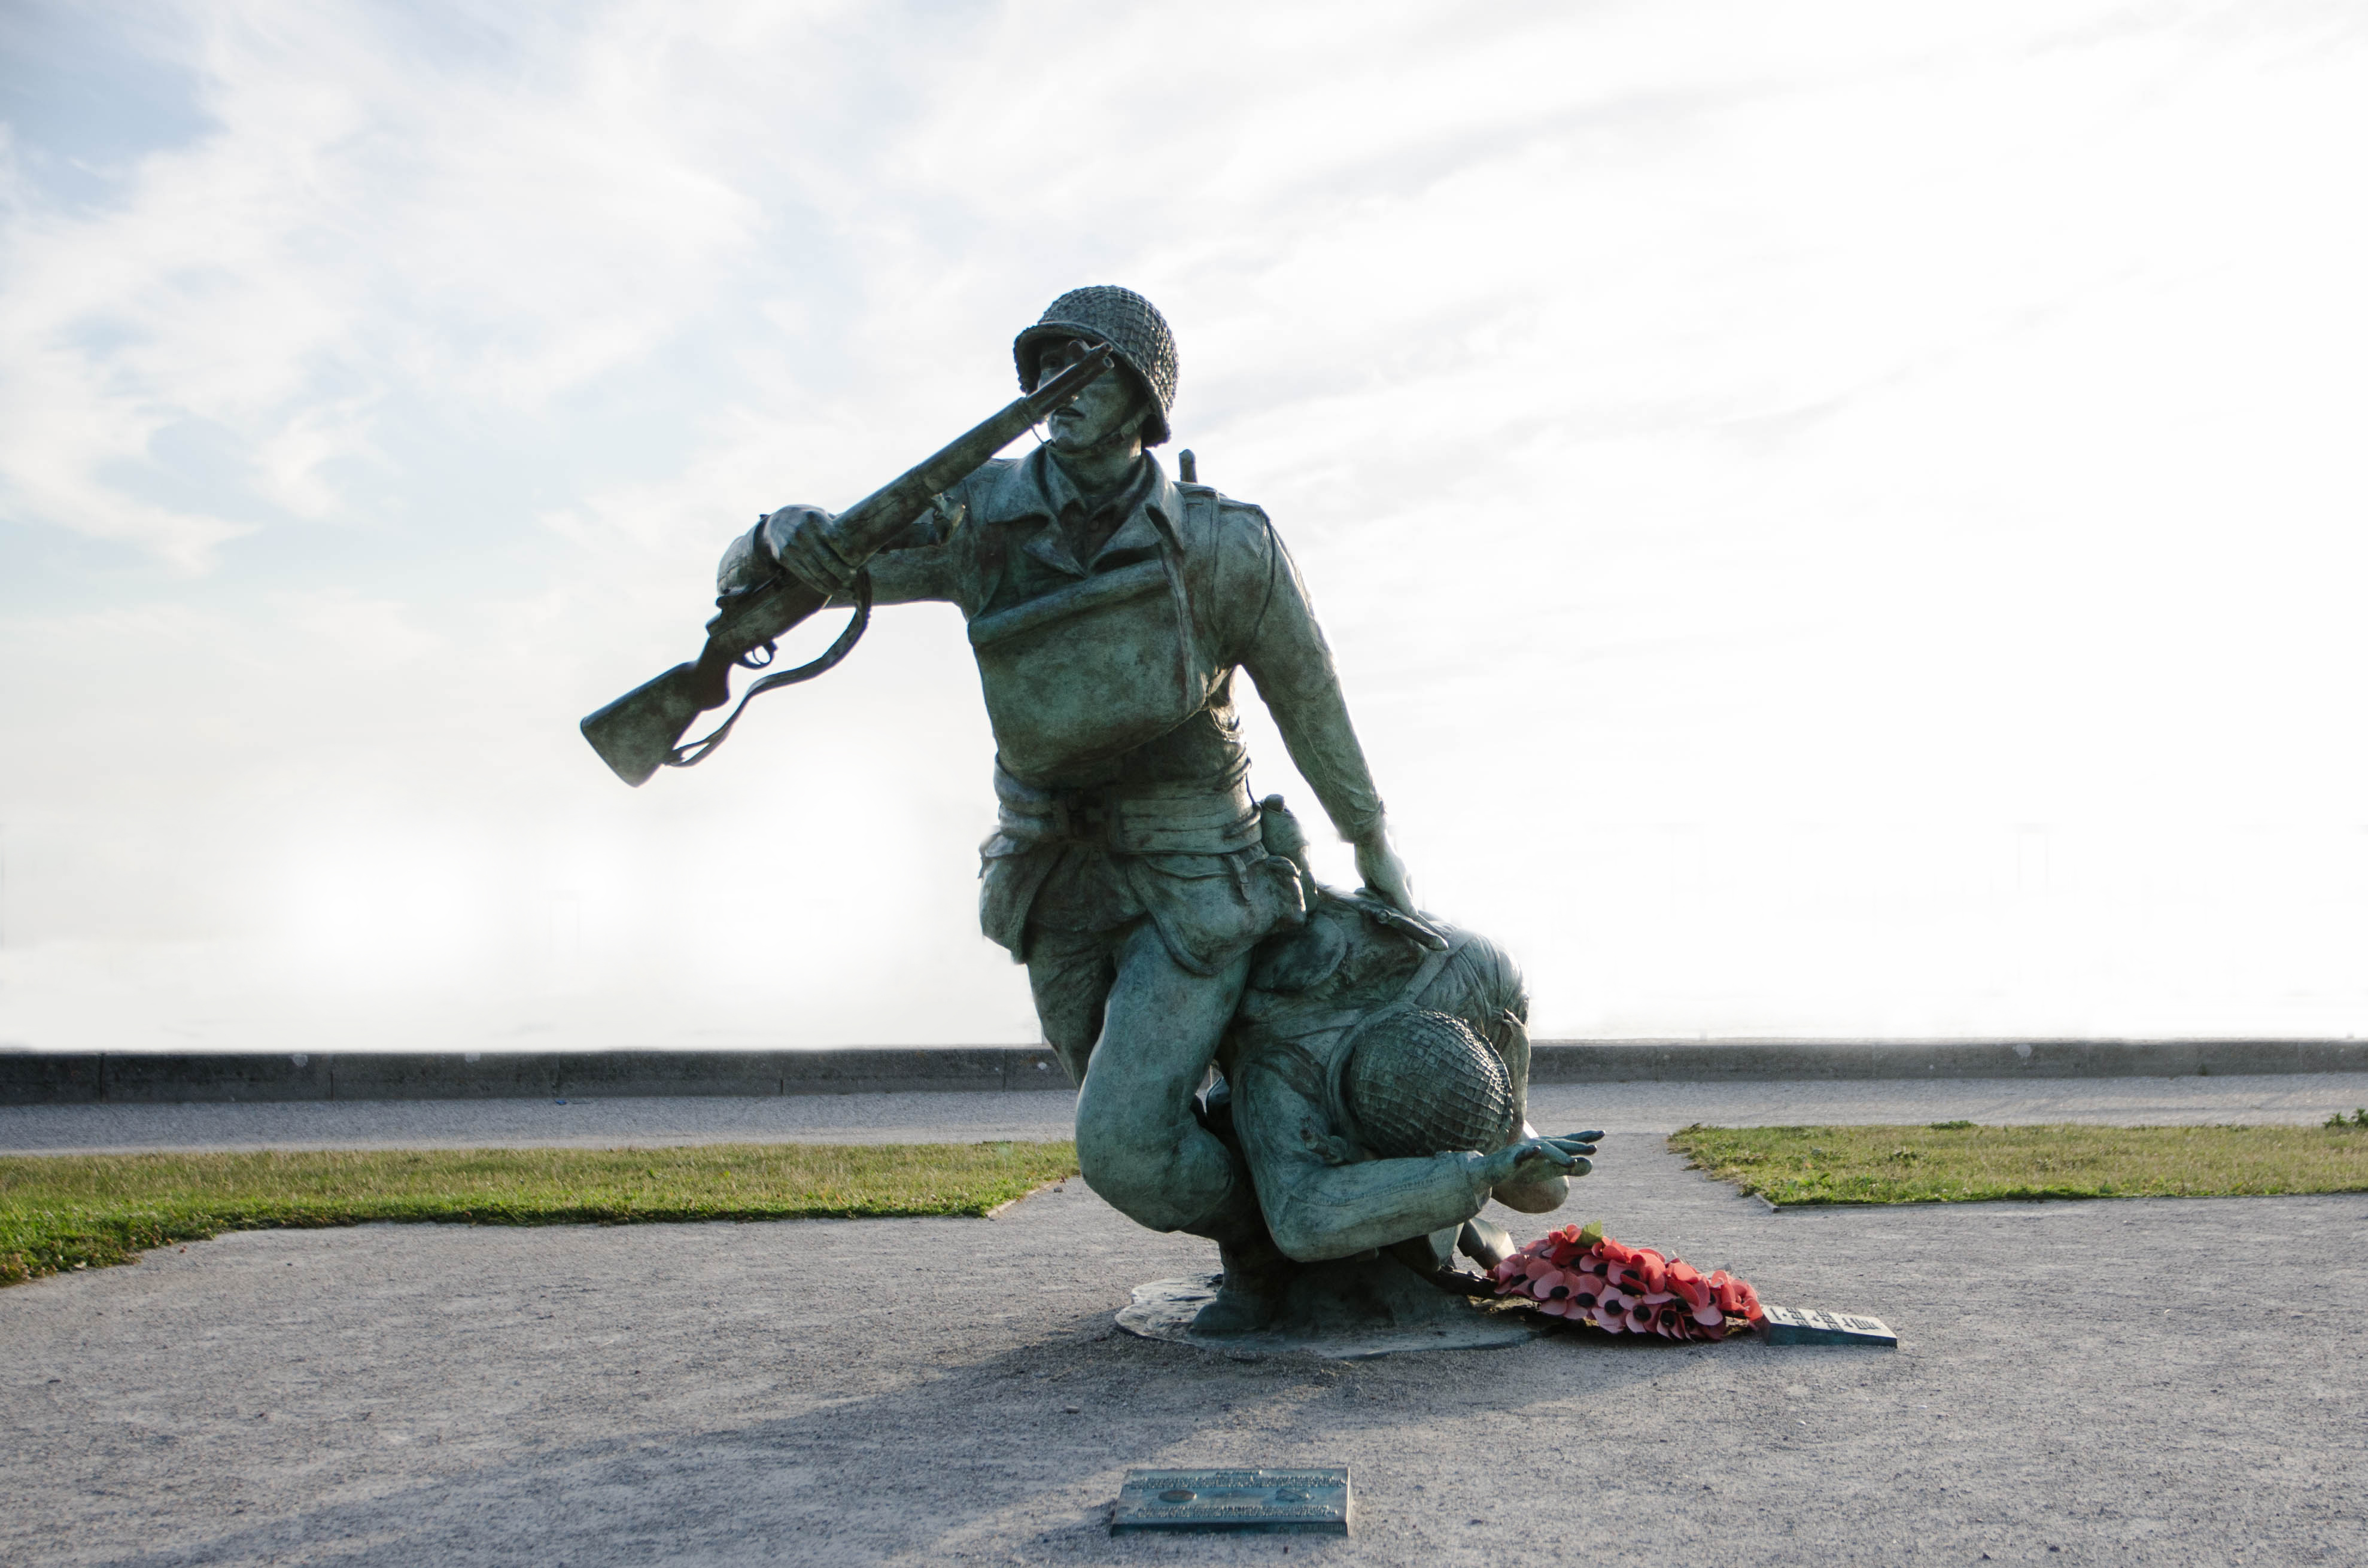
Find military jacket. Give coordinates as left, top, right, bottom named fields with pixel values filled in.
left=726, top=447, right=1386, bottom=972
left=851, top=446, right=1382, bottom=829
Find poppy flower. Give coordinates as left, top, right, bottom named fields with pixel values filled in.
left=1493, top=1223, right=1764, bottom=1339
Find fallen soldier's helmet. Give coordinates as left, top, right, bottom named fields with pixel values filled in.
left=1339, top=1006, right=1520, bottom=1158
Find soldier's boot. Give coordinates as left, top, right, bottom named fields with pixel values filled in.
left=1193, top=1228, right=1296, bottom=1336
left=1180, top=1162, right=1296, bottom=1335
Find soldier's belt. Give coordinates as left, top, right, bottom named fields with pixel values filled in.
left=993, top=772, right=1261, bottom=855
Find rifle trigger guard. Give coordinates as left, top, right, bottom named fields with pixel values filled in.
left=736, top=640, right=778, bottom=670
left=664, top=568, right=874, bottom=771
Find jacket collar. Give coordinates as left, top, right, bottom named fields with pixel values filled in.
left=988, top=447, right=1182, bottom=577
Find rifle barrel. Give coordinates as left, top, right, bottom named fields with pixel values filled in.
left=708, top=344, right=1118, bottom=656
left=825, top=343, right=1118, bottom=567
left=582, top=344, right=1120, bottom=786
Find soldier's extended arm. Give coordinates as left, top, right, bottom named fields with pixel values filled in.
left=719, top=507, right=957, bottom=606
left=1220, top=517, right=1414, bottom=909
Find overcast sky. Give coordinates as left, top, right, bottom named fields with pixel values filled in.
left=3, top=0, right=2364, bottom=1054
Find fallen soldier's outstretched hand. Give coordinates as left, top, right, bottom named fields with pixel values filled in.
left=1481, top=1132, right=1603, bottom=1188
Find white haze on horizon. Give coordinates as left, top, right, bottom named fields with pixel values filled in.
left=2, top=0, right=2365, bottom=1053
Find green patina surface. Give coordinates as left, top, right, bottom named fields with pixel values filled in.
left=1670, top=1121, right=2368, bottom=1206
left=0, top=1140, right=1078, bottom=1287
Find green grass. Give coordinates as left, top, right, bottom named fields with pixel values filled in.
left=0, top=1140, right=1079, bottom=1287
left=1668, top=1121, right=2368, bottom=1206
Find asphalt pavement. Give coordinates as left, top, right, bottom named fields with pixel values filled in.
left=3, top=1122, right=2363, bottom=1564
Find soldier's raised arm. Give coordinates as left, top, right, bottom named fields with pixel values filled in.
left=716, top=502, right=959, bottom=607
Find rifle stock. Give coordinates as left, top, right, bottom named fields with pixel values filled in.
left=578, top=662, right=713, bottom=788
left=579, top=345, right=1118, bottom=786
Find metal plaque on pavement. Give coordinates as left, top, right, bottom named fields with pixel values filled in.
left=1112, top=1466, right=1352, bottom=1534
left=1759, top=1304, right=1899, bottom=1346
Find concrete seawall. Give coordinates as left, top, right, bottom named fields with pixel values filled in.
left=4, top=1039, right=2363, bottom=1106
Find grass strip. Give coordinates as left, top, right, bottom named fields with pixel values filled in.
left=1668, top=1121, right=2368, bottom=1207
left=0, top=1140, right=1079, bottom=1287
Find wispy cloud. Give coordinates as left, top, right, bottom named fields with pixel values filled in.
left=2, top=0, right=2365, bottom=1048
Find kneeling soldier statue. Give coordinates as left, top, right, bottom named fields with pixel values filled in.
left=592, top=286, right=1593, bottom=1334
left=718, top=287, right=1424, bottom=1327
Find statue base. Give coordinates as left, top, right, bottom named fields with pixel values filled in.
left=1115, top=1252, right=1536, bottom=1360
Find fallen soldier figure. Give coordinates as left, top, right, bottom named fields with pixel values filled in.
left=1188, top=797, right=1603, bottom=1332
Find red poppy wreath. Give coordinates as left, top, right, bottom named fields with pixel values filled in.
left=1494, top=1220, right=1764, bottom=1340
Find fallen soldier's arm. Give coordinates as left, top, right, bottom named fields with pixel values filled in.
left=1234, top=1054, right=1594, bottom=1262
left=1490, top=1121, right=1575, bottom=1213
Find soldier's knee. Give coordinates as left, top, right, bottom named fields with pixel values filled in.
left=1076, top=1126, right=1194, bottom=1230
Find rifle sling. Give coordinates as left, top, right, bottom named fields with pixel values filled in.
left=665, top=569, right=874, bottom=769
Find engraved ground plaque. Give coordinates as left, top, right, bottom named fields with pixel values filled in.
left=1111, top=1466, right=1352, bottom=1534
left=1758, top=1304, right=1898, bottom=1347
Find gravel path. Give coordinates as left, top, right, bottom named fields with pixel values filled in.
left=7, top=1071, right=2367, bottom=1153
left=3, top=1132, right=2362, bottom=1564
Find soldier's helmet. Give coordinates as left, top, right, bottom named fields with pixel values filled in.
left=1339, top=1007, right=1520, bottom=1159
left=1013, top=285, right=1178, bottom=446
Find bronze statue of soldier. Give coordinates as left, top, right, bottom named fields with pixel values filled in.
left=716, top=287, right=1425, bottom=1329
left=585, top=286, right=1604, bottom=1335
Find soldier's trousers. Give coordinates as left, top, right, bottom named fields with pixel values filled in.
left=1026, top=919, right=1263, bottom=1240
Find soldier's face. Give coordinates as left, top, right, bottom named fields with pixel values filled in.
left=1038, top=337, right=1145, bottom=452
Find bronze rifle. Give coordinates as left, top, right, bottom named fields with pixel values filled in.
left=580, top=344, right=1118, bottom=785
